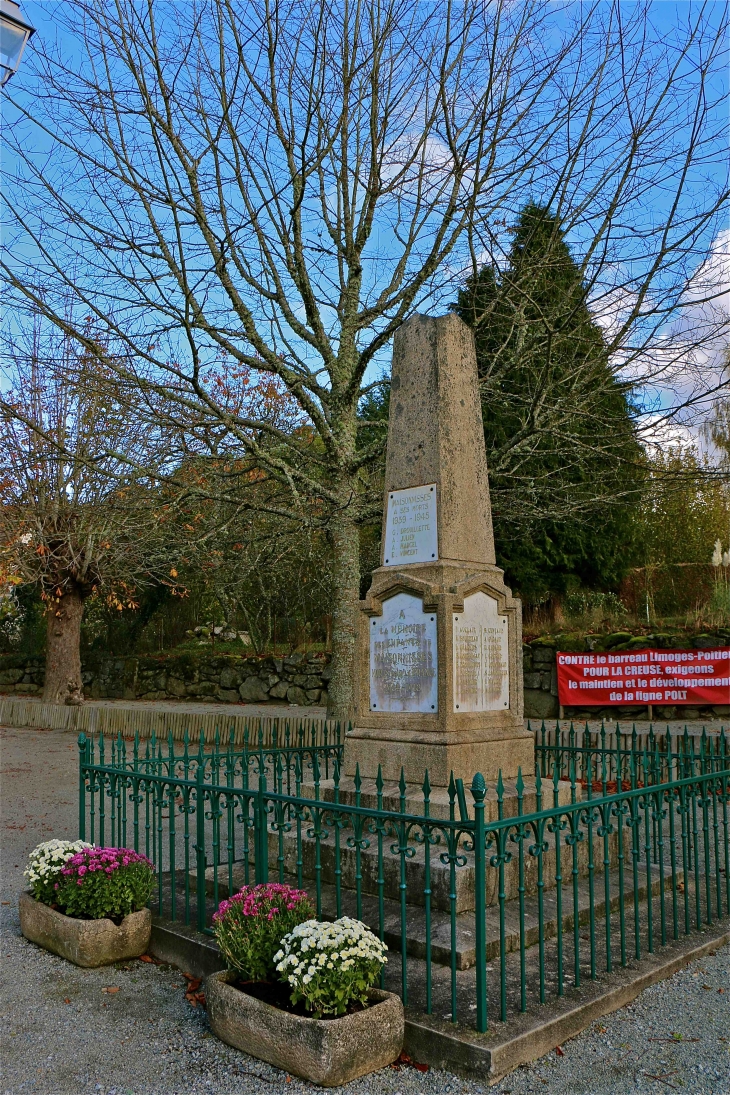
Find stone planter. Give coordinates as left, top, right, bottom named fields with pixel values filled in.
left=206, top=971, right=404, bottom=1086
left=18, top=891, right=151, bottom=967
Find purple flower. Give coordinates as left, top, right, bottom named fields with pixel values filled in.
left=57, top=846, right=155, bottom=890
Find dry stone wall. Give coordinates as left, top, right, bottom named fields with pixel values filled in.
left=2, top=629, right=729, bottom=719
left=0, top=651, right=331, bottom=708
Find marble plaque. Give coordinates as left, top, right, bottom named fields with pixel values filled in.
left=453, top=592, right=509, bottom=712
left=383, top=484, right=438, bottom=566
left=370, top=592, right=438, bottom=712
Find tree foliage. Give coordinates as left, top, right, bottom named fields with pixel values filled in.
left=635, top=448, right=729, bottom=570
left=172, top=468, right=334, bottom=654
left=625, top=446, right=730, bottom=620
left=453, top=204, right=644, bottom=603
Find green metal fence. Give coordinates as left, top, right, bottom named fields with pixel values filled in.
left=535, top=721, right=729, bottom=785
left=78, top=720, right=730, bottom=1032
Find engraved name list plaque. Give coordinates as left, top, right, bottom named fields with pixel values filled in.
left=453, top=591, right=509, bottom=711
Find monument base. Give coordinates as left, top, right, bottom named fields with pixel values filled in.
left=343, top=722, right=535, bottom=785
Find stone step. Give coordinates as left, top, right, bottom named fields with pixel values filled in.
left=260, top=814, right=630, bottom=913
left=298, top=775, right=579, bottom=823
left=194, top=857, right=672, bottom=970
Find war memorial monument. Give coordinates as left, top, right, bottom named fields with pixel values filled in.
left=344, top=311, right=534, bottom=788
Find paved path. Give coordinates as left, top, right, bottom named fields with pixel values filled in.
left=1, top=726, right=728, bottom=1095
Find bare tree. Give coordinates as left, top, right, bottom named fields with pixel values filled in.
left=0, top=327, right=182, bottom=703
left=186, top=502, right=333, bottom=654
left=705, top=349, right=730, bottom=469
left=2, top=0, right=727, bottom=716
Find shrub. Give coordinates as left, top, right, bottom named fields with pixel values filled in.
left=563, top=589, right=628, bottom=626
left=55, top=847, right=155, bottom=921
left=275, top=916, right=387, bottom=1018
left=24, top=839, right=92, bottom=905
left=212, top=883, right=315, bottom=982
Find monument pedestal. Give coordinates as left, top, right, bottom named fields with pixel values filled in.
left=344, top=729, right=534, bottom=786
left=343, top=313, right=533, bottom=786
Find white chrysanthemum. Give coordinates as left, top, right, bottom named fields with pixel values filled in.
left=24, top=839, right=92, bottom=888
left=275, top=915, right=388, bottom=1008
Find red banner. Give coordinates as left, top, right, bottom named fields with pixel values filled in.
left=556, top=647, right=730, bottom=706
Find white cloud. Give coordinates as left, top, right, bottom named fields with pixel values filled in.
left=593, top=231, right=729, bottom=444
left=637, top=413, right=696, bottom=454
left=591, top=282, right=641, bottom=342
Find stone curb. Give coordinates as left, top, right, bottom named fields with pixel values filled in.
left=148, top=913, right=730, bottom=1084
left=404, top=922, right=730, bottom=1084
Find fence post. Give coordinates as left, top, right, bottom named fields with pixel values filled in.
left=255, top=769, right=269, bottom=884
left=471, top=772, right=488, bottom=1032
left=195, top=766, right=207, bottom=933
left=78, top=733, right=87, bottom=840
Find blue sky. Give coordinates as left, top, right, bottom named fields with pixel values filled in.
left=2, top=1, right=728, bottom=445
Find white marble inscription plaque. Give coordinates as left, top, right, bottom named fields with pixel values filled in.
left=453, top=592, right=509, bottom=712
left=370, top=592, right=438, bottom=712
left=383, top=484, right=438, bottom=566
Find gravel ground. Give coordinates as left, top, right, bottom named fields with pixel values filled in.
left=2, top=726, right=729, bottom=1095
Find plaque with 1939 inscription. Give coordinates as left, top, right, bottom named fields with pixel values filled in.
left=453, top=591, right=509, bottom=712
left=383, top=484, right=438, bottom=566
left=369, top=591, right=438, bottom=712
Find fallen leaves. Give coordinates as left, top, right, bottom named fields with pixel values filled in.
left=389, top=1051, right=429, bottom=1073
left=63, top=998, right=71, bottom=1004
left=578, top=778, right=642, bottom=793
left=183, top=972, right=206, bottom=1009
left=555, top=1045, right=565, bottom=1057
left=102, top=986, right=120, bottom=995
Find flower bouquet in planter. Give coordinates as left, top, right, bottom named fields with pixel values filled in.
left=19, top=840, right=155, bottom=967
left=207, top=884, right=404, bottom=1086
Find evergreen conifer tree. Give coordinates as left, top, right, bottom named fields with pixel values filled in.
left=454, top=203, right=643, bottom=609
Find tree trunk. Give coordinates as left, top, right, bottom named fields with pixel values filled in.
left=548, top=594, right=564, bottom=625
left=43, top=587, right=85, bottom=705
left=326, top=511, right=361, bottom=722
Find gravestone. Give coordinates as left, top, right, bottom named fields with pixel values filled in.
left=344, top=312, right=534, bottom=785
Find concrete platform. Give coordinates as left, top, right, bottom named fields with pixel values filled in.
left=256, top=801, right=627, bottom=915
left=148, top=904, right=730, bottom=1084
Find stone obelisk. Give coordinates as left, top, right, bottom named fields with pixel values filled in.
left=344, top=312, right=534, bottom=786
